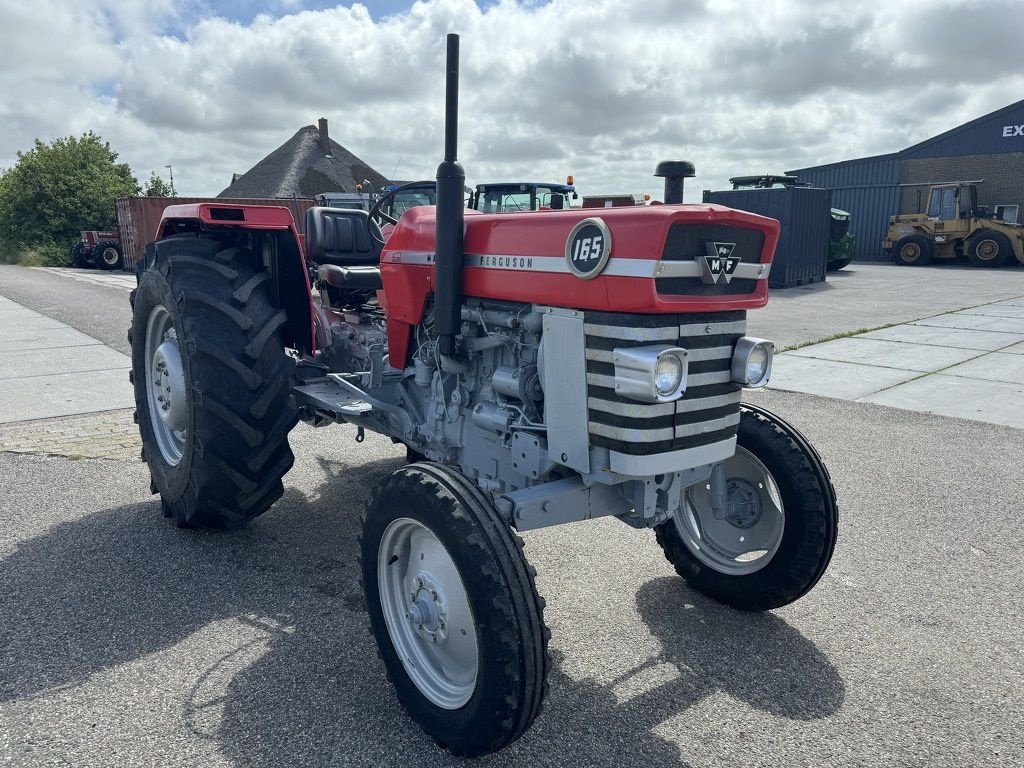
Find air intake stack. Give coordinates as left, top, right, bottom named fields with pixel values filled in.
left=435, top=33, right=466, bottom=356
left=654, top=160, right=696, bottom=204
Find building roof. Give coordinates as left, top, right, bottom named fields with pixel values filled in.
left=219, top=119, right=389, bottom=199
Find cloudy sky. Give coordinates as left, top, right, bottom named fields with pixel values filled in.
left=2, top=0, right=1022, bottom=200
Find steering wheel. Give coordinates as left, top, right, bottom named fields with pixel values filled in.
left=367, top=180, right=435, bottom=230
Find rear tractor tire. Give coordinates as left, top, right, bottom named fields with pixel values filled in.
left=892, top=235, right=932, bottom=266
left=360, top=463, right=550, bottom=757
left=966, top=230, right=1014, bottom=268
left=71, top=243, right=91, bottom=268
left=95, top=240, right=124, bottom=270
left=655, top=404, right=838, bottom=611
left=130, top=235, right=298, bottom=528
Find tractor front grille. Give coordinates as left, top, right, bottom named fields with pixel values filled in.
left=584, top=310, right=744, bottom=456
left=656, top=223, right=763, bottom=297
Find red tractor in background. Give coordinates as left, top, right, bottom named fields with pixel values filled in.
left=128, top=35, right=838, bottom=757
left=72, top=230, right=124, bottom=270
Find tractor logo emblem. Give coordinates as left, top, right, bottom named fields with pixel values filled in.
left=702, top=242, right=740, bottom=284
left=566, top=217, right=612, bottom=279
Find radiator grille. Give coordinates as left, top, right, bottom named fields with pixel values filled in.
left=584, top=310, right=745, bottom=455
left=656, top=223, right=763, bottom=297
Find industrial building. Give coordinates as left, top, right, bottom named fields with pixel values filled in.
left=789, top=99, right=1024, bottom=261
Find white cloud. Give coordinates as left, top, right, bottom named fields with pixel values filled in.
left=1, top=0, right=1022, bottom=199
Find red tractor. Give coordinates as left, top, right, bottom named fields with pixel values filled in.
left=72, top=230, right=124, bottom=270
left=129, top=36, right=837, bottom=757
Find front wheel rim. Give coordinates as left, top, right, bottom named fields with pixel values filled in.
left=101, top=247, right=119, bottom=266
left=976, top=239, right=998, bottom=261
left=672, top=446, right=785, bottom=576
left=378, top=517, right=479, bottom=709
left=901, top=244, right=920, bottom=262
left=145, top=305, right=187, bottom=466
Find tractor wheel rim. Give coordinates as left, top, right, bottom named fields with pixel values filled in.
left=672, top=446, right=785, bottom=576
left=102, top=248, right=119, bottom=265
left=145, top=305, right=186, bottom=466
left=902, top=244, right=919, bottom=261
left=378, top=517, right=478, bottom=709
left=977, top=239, right=998, bottom=260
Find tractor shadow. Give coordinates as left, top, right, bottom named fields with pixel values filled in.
left=0, top=451, right=843, bottom=767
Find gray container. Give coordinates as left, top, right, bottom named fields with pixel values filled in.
left=702, top=187, right=831, bottom=288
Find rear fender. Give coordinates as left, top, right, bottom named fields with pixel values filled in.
left=153, top=203, right=316, bottom=354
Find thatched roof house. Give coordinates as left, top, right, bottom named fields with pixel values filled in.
left=219, top=118, right=389, bottom=198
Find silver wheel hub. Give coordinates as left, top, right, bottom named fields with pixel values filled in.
left=152, top=339, right=186, bottom=432
left=673, top=446, right=785, bottom=576
left=144, top=306, right=187, bottom=466
left=379, top=518, right=478, bottom=709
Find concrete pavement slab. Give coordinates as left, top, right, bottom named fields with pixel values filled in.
left=911, top=312, right=1024, bottom=334
left=768, top=355, right=920, bottom=399
left=0, top=369, right=134, bottom=424
left=990, top=297, right=1024, bottom=307
left=941, top=351, right=1024, bottom=385
left=1001, top=341, right=1024, bottom=354
left=2, top=344, right=130, bottom=380
left=1, top=313, right=72, bottom=332
left=33, top=267, right=135, bottom=292
left=959, top=303, right=1024, bottom=319
left=860, top=323, right=1024, bottom=351
left=0, top=326, right=102, bottom=353
left=860, top=374, right=1024, bottom=428
left=785, top=337, right=981, bottom=372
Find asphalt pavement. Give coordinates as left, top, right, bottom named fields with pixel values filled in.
left=1, top=262, right=1023, bottom=767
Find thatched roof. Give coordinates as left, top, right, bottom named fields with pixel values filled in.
left=219, top=118, right=389, bottom=198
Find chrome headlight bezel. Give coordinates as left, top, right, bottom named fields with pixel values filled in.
left=731, top=337, right=774, bottom=388
left=613, top=345, right=689, bottom=403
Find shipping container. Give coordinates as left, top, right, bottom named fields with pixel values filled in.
left=703, top=187, right=831, bottom=289
left=115, top=197, right=316, bottom=271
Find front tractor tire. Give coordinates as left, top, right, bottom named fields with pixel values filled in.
left=966, top=230, right=1014, bottom=268
left=655, top=404, right=838, bottom=611
left=130, top=235, right=297, bottom=528
left=892, top=234, right=932, bottom=266
left=360, top=463, right=550, bottom=757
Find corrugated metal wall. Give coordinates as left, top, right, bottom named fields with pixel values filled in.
left=115, top=197, right=315, bottom=271
left=901, top=100, right=1024, bottom=159
left=703, top=187, right=831, bottom=288
left=787, top=154, right=900, bottom=261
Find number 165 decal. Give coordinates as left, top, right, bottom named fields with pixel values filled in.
left=566, top=218, right=612, bottom=279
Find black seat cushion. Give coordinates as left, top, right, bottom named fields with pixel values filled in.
left=318, top=264, right=383, bottom=291
left=305, top=207, right=382, bottom=266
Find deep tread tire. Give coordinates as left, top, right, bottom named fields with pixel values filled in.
left=966, top=229, right=1014, bottom=268
left=655, top=405, right=838, bottom=611
left=130, top=234, right=297, bottom=528
left=95, top=240, right=124, bottom=270
left=360, top=463, right=550, bottom=757
left=827, top=257, right=851, bottom=271
left=892, top=234, right=932, bottom=266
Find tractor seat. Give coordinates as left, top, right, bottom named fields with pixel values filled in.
left=305, top=206, right=382, bottom=267
left=318, top=264, right=383, bottom=291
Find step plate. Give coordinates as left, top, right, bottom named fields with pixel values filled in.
left=292, top=380, right=372, bottom=420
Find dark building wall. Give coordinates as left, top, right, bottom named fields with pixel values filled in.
left=788, top=154, right=900, bottom=261
left=900, top=100, right=1024, bottom=159
left=898, top=152, right=1024, bottom=216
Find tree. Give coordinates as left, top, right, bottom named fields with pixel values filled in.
left=143, top=171, right=174, bottom=197
left=0, top=132, right=139, bottom=264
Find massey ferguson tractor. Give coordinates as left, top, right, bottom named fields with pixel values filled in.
left=128, top=35, right=838, bottom=757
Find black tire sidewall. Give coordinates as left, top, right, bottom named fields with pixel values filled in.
left=968, top=231, right=1011, bottom=267
left=894, top=235, right=930, bottom=266
left=659, top=410, right=836, bottom=610
left=131, top=269, right=196, bottom=501
left=361, top=468, right=529, bottom=753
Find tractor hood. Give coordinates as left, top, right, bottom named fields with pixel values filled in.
left=380, top=204, right=779, bottom=316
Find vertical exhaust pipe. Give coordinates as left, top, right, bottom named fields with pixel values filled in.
left=435, top=33, right=466, bottom=356
left=654, top=160, right=696, bottom=204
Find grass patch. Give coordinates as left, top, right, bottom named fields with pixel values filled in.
left=780, top=320, right=906, bottom=352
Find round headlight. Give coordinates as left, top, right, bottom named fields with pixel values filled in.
left=746, top=344, right=770, bottom=384
left=655, top=353, right=684, bottom=396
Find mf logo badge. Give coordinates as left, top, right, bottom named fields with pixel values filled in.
left=566, top=217, right=612, bottom=279
left=702, top=242, right=740, bottom=284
